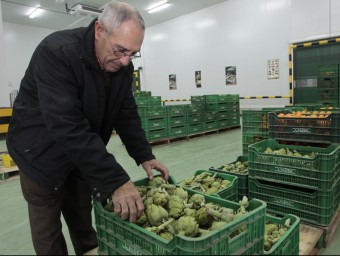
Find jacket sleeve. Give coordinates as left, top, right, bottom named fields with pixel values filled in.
left=35, top=43, right=130, bottom=201
left=115, top=90, right=156, bottom=165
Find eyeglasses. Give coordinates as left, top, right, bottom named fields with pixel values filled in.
left=104, top=30, right=141, bottom=59
left=111, top=48, right=141, bottom=59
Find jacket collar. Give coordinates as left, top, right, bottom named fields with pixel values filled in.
left=80, top=18, right=101, bottom=71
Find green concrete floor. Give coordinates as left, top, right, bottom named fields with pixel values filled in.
left=0, top=128, right=339, bottom=255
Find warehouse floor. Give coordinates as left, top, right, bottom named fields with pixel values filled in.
left=0, top=128, right=339, bottom=255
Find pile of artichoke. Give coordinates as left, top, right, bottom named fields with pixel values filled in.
left=264, top=218, right=291, bottom=251
left=178, top=171, right=232, bottom=195
left=104, top=176, right=250, bottom=241
left=264, top=147, right=318, bottom=159
left=222, top=160, right=248, bottom=174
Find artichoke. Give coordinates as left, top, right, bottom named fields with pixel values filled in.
left=188, top=194, right=206, bottom=209
left=167, top=195, right=184, bottom=219
left=194, top=207, right=213, bottom=228
left=145, top=204, right=169, bottom=226
left=173, top=216, right=199, bottom=237
left=148, top=176, right=166, bottom=188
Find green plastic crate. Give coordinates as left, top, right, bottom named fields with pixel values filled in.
left=94, top=176, right=267, bottom=255
left=242, top=133, right=268, bottom=155
left=210, top=155, right=248, bottom=200
left=217, top=111, right=228, bottom=120
left=206, top=103, right=228, bottom=112
left=204, top=121, right=218, bottom=131
left=218, top=119, right=229, bottom=128
left=168, top=125, right=188, bottom=138
left=188, top=113, right=203, bottom=124
left=166, top=105, right=188, bottom=116
left=248, top=139, right=340, bottom=190
left=178, top=170, right=238, bottom=201
left=204, top=94, right=219, bottom=102
left=188, top=123, right=204, bottom=135
left=190, top=96, right=205, bottom=103
left=146, top=117, right=167, bottom=130
left=167, top=115, right=187, bottom=127
left=146, top=128, right=168, bottom=142
left=249, top=177, right=339, bottom=226
left=187, top=104, right=204, bottom=114
left=264, top=214, right=300, bottom=255
left=147, top=106, right=166, bottom=118
left=204, top=112, right=217, bottom=121
left=268, top=110, right=340, bottom=144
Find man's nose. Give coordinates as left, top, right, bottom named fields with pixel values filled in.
left=120, top=56, right=131, bottom=66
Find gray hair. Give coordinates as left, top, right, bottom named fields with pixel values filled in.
left=99, top=1, right=145, bottom=34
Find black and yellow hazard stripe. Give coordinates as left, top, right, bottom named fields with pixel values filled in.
left=163, top=99, right=191, bottom=102
left=0, top=108, right=12, bottom=133
left=240, top=96, right=290, bottom=100
left=289, top=37, right=340, bottom=104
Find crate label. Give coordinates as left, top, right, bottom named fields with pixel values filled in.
left=122, top=244, right=143, bottom=255
left=274, top=166, right=296, bottom=175
left=290, top=127, right=312, bottom=134
left=272, top=198, right=295, bottom=208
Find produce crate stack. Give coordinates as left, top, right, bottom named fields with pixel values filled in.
left=227, top=94, right=241, bottom=128
left=248, top=138, right=340, bottom=226
left=135, top=93, right=168, bottom=142
left=188, top=96, right=205, bottom=135
left=205, top=94, right=228, bottom=130
left=317, top=64, right=339, bottom=108
left=166, top=105, right=188, bottom=139
left=242, top=109, right=271, bottom=155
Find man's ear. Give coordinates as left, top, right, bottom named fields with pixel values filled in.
left=95, top=21, right=105, bottom=40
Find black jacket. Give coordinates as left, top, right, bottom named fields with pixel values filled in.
left=6, top=19, right=154, bottom=201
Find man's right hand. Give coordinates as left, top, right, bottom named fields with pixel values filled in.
left=111, top=180, right=144, bottom=223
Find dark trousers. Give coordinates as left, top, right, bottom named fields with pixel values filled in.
left=20, top=171, right=98, bottom=255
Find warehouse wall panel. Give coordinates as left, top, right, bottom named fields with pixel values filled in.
left=142, top=0, right=338, bottom=109
left=2, top=23, right=55, bottom=106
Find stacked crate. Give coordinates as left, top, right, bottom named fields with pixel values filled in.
left=249, top=108, right=340, bottom=226
left=317, top=65, right=339, bottom=108
left=227, top=94, right=241, bottom=127
left=135, top=93, right=168, bottom=142
left=166, top=105, right=188, bottom=139
left=248, top=139, right=340, bottom=226
left=187, top=96, right=205, bottom=135
left=242, top=109, right=271, bottom=155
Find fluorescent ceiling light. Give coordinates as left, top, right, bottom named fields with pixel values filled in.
left=147, top=1, right=170, bottom=14
left=28, top=6, right=43, bottom=19
left=69, top=4, right=101, bottom=16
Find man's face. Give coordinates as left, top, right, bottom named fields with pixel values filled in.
left=95, top=20, right=144, bottom=72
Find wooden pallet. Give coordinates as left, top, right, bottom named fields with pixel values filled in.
left=299, top=204, right=340, bottom=255
left=0, top=165, right=19, bottom=180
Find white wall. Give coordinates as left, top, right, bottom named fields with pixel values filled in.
left=142, top=0, right=340, bottom=108
left=1, top=0, right=340, bottom=109
left=0, top=3, right=9, bottom=107
left=3, top=22, right=55, bottom=104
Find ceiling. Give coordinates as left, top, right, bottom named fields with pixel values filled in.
left=1, top=0, right=230, bottom=30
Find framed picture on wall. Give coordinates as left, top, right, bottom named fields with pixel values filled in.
left=225, top=66, right=237, bottom=85
left=169, top=74, right=177, bottom=90
left=195, top=71, right=202, bottom=88
left=267, top=59, right=279, bottom=79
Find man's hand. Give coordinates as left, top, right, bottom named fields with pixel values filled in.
left=142, top=159, right=169, bottom=180
left=111, top=180, right=144, bottom=223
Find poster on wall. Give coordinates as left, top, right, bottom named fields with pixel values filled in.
left=195, top=71, right=202, bottom=88
left=267, top=59, right=279, bottom=79
left=225, top=66, right=237, bottom=85
left=169, top=74, right=177, bottom=90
